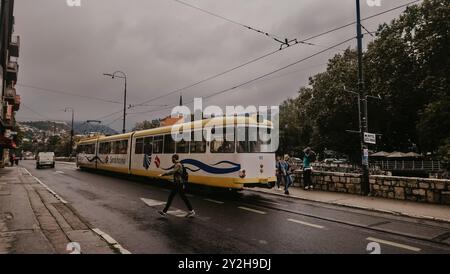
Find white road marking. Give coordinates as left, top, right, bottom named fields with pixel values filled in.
left=55, top=171, right=65, bottom=174
left=238, top=206, right=267, bottom=215
left=167, top=209, right=187, bottom=217
left=366, top=237, right=421, bottom=252
left=92, top=228, right=132, bottom=254
left=263, top=201, right=284, bottom=206
left=287, top=218, right=325, bottom=229
left=204, top=199, right=224, bottom=204
left=140, top=198, right=166, bottom=207
left=22, top=168, right=68, bottom=204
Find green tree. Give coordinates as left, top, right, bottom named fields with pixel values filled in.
left=132, top=120, right=160, bottom=131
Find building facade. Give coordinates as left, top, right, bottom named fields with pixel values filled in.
left=0, top=0, right=21, bottom=167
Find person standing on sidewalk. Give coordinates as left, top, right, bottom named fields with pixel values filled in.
left=275, top=155, right=283, bottom=189
left=158, top=154, right=195, bottom=218
left=303, top=147, right=316, bottom=190
left=281, top=154, right=293, bottom=195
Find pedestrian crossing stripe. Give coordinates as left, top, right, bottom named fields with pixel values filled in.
left=167, top=209, right=187, bottom=217
left=140, top=198, right=166, bottom=207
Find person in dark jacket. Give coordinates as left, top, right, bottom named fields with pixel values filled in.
left=158, top=154, right=195, bottom=218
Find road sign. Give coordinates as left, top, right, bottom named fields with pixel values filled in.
left=364, top=132, right=376, bottom=144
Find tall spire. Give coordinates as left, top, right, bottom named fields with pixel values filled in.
left=179, top=93, right=183, bottom=106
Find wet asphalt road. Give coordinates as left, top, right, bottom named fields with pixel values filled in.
left=19, top=161, right=450, bottom=254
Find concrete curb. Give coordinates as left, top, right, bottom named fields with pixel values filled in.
left=246, top=187, right=450, bottom=224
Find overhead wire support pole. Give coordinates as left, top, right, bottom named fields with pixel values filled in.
left=356, top=0, right=370, bottom=196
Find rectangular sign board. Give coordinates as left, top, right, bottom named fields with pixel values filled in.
left=364, top=132, right=376, bottom=144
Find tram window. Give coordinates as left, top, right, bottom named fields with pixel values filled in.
left=135, top=138, right=144, bottom=154
left=119, top=140, right=128, bottom=154
left=76, top=145, right=84, bottom=154
left=176, top=139, right=189, bottom=154
left=111, top=141, right=118, bottom=154
left=99, top=142, right=111, bottom=155
left=163, top=135, right=175, bottom=154
left=190, top=131, right=206, bottom=153
left=83, top=144, right=95, bottom=154
left=237, top=127, right=269, bottom=153
left=153, top=136, right=163, bottom=154
left=144, top=137, right=153, bottom=155
left=211, top=128, right=235, bottom=153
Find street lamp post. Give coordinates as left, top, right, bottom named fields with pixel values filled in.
left=103, top=71, right=127, bottom=134
left=64, top=107, right=75, bottom=158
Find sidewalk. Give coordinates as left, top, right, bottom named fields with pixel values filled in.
left=0, top=167, right=115, bottom=254
left=247, top=184, right=450, bottom=223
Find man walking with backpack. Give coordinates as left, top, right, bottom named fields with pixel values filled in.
left=158, top=154, right=195, bottom=218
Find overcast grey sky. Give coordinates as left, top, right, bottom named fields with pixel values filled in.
left=14, top=0, right=417, bottom=131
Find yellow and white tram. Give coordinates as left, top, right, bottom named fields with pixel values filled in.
left=76, top=117, right=276, bottom=189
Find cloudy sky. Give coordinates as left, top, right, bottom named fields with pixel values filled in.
left=13, top=0, right=417, bottom=131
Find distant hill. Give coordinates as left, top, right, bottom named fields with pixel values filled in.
left=19, top=121, right=118, bottom=135
left=73, top=121, right=118, bottom=135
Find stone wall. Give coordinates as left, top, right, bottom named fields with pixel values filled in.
left=293, top=170, right=450, bottom=205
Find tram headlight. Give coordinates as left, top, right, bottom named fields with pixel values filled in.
left=260, top=164, right=264, bottom=174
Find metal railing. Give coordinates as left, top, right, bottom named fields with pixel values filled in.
left=371, top=160, right=443, bottom=172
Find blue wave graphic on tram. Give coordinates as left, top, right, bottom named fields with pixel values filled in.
left=161, top=159, right=241, bottom=175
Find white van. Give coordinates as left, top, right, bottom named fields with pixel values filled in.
left=36, top=152, right=55, bottom=169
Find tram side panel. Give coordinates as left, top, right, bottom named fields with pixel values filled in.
left=96, top=137, right=131, bottom=174
left=76, top=142, right=98, bottom=169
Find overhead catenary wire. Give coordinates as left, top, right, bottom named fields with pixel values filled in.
left=130, top=0, right=421, bottom=110
left=95, top=0, right=422, bottom=122
left=172, top=0, right=287, bottom=42
left=128, top=36, right=355, bottom=118
left=17, top=84, right=123, bottom=105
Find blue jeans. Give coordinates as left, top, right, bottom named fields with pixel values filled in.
left=284, top=175, right=293, bottom=192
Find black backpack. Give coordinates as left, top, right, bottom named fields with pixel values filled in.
left=181, top=164, right=189, bottom=182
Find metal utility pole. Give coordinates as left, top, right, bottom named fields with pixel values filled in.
left=64, top=107, right=75, bottom=158
left=103, top=71, right=127, bottom=134
left=356, top=0, right=370, bottom=195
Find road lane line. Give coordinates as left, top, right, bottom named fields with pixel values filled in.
left=262, top=201, right=284, bottom=206
left=204, top=199, right=224, bottom=204
left=238, top=206, right=267, bottom=215
left=92, top=228, right=132, bottom=254
left=22, top=168, right=68, bottom=204
left=55, top=171, right=65, bottom=174
left=366, top=237, right=421, bottom=252
left=287, top=218, right=325, bottom=229
left=141, top=198, right=166, bottom=207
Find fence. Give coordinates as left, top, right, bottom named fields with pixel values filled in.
left=371, top=160, right=443, bottom=172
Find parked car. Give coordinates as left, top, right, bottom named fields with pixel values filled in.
left=36, top=152, right=55, bottom=169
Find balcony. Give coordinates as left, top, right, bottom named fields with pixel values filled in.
left=4, top=87, right=16, bottom=103
left=5, top=61, right=18, bottom=82
left=13, top=95, right=21, bottom=111
left=9, top=35, right=20, bottom=58
left=2, top=104, right=15, bottom=129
